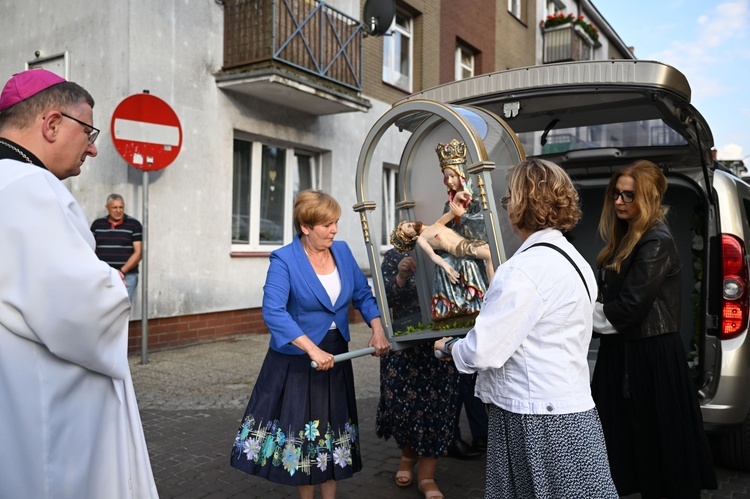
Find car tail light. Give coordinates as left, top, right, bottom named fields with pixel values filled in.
left=720, top=234, right=749, bottom=339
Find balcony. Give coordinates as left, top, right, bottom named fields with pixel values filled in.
left=217, top=0, right=370, bottom=115
left=542, top=24, right=597, bottom=64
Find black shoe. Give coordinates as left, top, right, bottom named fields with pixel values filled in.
left=447, top=439, right=482, bottom=460
left=471, top=437, right=487, bottom=453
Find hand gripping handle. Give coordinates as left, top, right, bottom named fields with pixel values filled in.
left=434, top=337, right=460, bottom=359
left=310, top=347, right=376, bottom=368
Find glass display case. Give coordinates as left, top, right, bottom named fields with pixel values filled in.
left=353, top=99, right=527, bottom=353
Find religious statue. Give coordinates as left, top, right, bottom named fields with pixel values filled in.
left=390, top=212, right=494, bottom=284
left=391, top=139, right=493, bottom=322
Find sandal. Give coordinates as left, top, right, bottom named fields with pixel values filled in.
left=418, top=478, right=444, bottom=499
left=395, top=456, right=415, bottom=487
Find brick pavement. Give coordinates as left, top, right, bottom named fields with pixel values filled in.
left=140, top=400, right=487, bottom=499
left=132, top=325, right=487, bottom=498
left=132, top=325, right=750, bottom=498
left=140, top=404, right=750, bottom=499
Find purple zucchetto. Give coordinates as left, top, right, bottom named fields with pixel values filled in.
left=0, top=69, right=66, bottom=112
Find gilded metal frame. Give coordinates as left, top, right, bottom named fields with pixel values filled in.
left=353, top=99, right=525, bottom=351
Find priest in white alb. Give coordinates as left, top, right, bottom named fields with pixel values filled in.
left=0, top=69, right=158, bottom=498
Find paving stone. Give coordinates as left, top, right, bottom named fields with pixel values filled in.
left=133, top=324, right=750, bottom=498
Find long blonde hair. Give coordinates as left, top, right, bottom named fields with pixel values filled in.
left=596, top=160, right=668, bottom=273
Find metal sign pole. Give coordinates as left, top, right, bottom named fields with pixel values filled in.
left=112, top=89, right=180, bottom=364
left=141, top=169, right=149, bottom=364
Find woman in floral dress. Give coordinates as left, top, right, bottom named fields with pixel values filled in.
left=376, top=247, right=459, bottom=499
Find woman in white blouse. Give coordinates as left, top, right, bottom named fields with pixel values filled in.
left=435, top=158, right=617, bottom=498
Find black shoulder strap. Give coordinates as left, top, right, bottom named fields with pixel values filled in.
left=525, top=242, right=591, bottom=300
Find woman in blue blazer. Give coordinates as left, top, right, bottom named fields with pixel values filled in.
left=231, top=190, right=390, bottom=499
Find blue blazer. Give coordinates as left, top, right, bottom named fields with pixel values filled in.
left=262, top=236, right=381, bottom=355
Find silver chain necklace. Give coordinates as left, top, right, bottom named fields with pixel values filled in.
left=0, top=139, right=33, bottom=164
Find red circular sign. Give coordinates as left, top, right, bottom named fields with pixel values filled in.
left=110, top=93, right=182, bottom=171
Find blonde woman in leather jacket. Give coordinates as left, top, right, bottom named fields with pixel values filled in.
left=592, top=160, right=717, bottom=499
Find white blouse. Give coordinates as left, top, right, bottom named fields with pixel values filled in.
left=451, top=228, right=598, bottom=415
left=317, top=266, right=341, bottom=329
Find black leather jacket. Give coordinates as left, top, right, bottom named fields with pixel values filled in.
left=598, top=222, right=682, bottom=341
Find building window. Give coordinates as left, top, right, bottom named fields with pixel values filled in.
left=381, top=165, right=398, bottom=250
left=544, top=0, right=566, bottom=18
left=508, top=0, right=523, bottom=21
left=232, top=138, right=321, bottom=250
left=382, top=11, right=413, bottom=91
left=27, top=51, right=69, bottom=79
left=455, top=45, right=475, bottom=81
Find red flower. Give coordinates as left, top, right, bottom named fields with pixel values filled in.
left=541, top=12, right=599, bottom=42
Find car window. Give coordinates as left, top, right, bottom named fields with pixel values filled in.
left=516, top=118, right=687, bottom=155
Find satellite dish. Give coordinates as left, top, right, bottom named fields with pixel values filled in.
left=362, top=0, right=396, bottom=37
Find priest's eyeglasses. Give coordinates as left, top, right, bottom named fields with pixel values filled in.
left=61, top=112, right=100, bottom=144
left=610, top=190, right=635, bottom=204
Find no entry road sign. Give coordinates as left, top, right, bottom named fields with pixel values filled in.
left=111, top=93, right=182, bottom=171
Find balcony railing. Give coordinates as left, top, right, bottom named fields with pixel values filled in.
left=542, top=24, right=594, bottom=64
left=223, top=0, right=364, bottom=91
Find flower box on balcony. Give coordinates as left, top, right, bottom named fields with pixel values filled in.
left=542, top=23, right=598, bottom=64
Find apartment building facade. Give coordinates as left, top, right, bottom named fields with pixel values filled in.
left=0, top=0, right=632, bottom=352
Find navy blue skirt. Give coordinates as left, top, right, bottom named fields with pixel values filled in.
left=230, top=329, right=361, bottom=486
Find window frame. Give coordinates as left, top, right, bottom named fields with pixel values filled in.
left=455, top=44, right=475, bottom=81
left=508, top=0, right=523, bottom=20
left=380, top=164, right=398, bottom=253
left=231, top=138, right=321, bottom=253
left=382, top=10, right=413, bottom=92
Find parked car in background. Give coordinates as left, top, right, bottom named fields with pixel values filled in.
left=232, top=215, right=284, bottom=245
left=400, top=60, right=750, bottom=470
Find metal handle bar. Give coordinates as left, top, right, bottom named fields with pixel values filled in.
left=310, top=347, right=376, bottom=368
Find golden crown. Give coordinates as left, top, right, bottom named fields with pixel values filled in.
left=435, top=139, right=467, bottom=168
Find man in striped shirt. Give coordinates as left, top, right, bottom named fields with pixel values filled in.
left=91, top=193, right=142, bottom=300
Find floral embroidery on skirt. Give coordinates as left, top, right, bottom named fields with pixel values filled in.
left=233, top=415, right=358, bottom=476
left=230, top=330, right=362, bottom=486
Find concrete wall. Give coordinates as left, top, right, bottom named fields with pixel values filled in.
left=0, top=0, right=407, bottom=325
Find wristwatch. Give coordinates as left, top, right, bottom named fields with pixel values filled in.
left=443, top=337, right=460, bottom=355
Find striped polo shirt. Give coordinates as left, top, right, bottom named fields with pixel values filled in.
left=90, top=215, right=143, bottom=273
